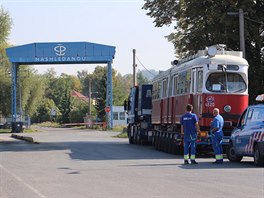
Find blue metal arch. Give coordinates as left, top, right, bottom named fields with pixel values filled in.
left=6, top=42, right=116, bottom=128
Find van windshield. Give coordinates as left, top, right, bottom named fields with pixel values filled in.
left=206, top=73, right=246, bottom=93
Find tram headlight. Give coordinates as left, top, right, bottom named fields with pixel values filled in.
left=224, top=105, right=231, bottom=113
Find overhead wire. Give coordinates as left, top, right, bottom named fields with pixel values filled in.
left=135, top=55, right=156, bottom=77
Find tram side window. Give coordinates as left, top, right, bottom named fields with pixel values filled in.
left=162, top=78, right=168, bottom=98
left=169, top=76, right=173, bottom=96
left=197, top=70, right=203, bottom=92
left=178, top=71, right=190, bottom=94
left=185, top=70, right=191, bottom=93
left=153, top=81, right=161, bottom=99
left=173, top=75, right=178, bottom=95
left=178, top=72, right=185, bottom=94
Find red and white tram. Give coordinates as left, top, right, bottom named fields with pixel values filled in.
left=152, top=44, right=249, bottom=153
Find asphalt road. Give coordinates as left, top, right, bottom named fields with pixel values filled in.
left=0, top=127, right=263, bottom=198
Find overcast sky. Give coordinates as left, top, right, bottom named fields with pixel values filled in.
left=2, top=0, right=175, bottom=76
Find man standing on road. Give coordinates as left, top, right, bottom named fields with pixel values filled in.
left=180, top=104, right=200, bottom=165
left=210, top=108, right=224, bottom=164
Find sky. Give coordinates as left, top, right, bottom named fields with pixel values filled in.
left=1, top=0, right=175, bottom=76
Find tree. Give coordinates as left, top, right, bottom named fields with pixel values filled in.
left=0, top=6, right=12, bottom=116
left=69, top=99, right=88, bottom=123
left=91, top=66, right=108, bottom=122
left=0, top=43, right=11, bottom=116
left=44, top=73, right=82, bottom=123
left=137, top=71, right=150, bottom=85
left=82, top=66, right=127, bottom=121
left=20, top=66, right=46, bottom=117
left=31, top=98, right=58, bottom=123
left=0, top=6, right=12, bottom=44
left=77, top=70, right=89, bottom=96
left=143, top=0, right=264, bottom=103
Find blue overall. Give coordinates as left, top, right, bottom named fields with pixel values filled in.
left=180, top=112, right=198, bottom=160
left=211, top=114, right=224, bottom=161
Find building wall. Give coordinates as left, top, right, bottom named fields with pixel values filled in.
left=112, top=106, right=127, bottom=126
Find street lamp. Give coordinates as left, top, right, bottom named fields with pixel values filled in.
left=227, top=9, right=247, bottom=58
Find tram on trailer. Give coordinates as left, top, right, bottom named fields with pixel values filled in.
left=125, top=44, right=249, bottom=154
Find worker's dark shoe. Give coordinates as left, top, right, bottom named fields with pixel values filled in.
left=212, top=160, right=223, bottom=164
left=191, top=160, right=198, bottom=164
left=184, top=160, right=189, bottom=165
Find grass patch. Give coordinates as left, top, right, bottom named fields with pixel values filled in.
left=24, top=128, right=38, bottom=133
left=111, top=125, right=128, bottom=138
left=0, top=129, right=12, bottom=133
left=115, top=132, right=128, bottom=138
left=33, top=122, right=61, bottom=128
left=0, top=128, right=38, bottom=133
left=111, top=125, right=126, bottom=132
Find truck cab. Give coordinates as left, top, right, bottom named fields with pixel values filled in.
left=124, top=84, right=152, bottom=144
left=227, top=94, right=264, bottom=166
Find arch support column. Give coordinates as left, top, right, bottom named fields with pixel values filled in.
left=106, top=61, right=113, bottom=129
left=11, top=63, right=18, bottom=122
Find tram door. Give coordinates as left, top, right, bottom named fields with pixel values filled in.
left=192, top=67, right=203, bottom=117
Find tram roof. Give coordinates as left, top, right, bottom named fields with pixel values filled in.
left=152, top=54, right=249, bottom=81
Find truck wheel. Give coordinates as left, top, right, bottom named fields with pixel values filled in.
left=128, top=126, right=134, bottom=144
left=129, top=136, right=134, bottom=144
left=227, top=143, right=243, bottom=162
left=254, top=144, right=264, bottom=167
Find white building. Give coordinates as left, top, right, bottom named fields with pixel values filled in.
left=112, top=106, right=127, bottom=127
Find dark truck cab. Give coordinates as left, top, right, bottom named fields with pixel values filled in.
left=227, top=94, right=264, bottom=166
left=124, top=84, right=152, bottom=144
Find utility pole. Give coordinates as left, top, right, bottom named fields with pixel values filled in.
left=227, top=9, right=246, bottom=58
left=88, top=79, right=91, bottom=116
left=239, top=9, right=246, bottom=58
left=132, top=49, right=137, bottom=86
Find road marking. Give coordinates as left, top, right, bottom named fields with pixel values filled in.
left=0, top=164, right=47, bottom=198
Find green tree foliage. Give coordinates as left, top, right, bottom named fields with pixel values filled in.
left=19, top=66, right=46, bottom=117
left=143, top=0, right=264, bottom=103
left=31, top=98, right=58, bottom=123
left=91, top=66, right=108, bottom=122
left=79, top=66, right=131, bottom=122
left=44, top=73, right=82, bottom=123
left=0, top=6, right=12, bottom=44
left=69, top=99, right=88, bottom=123
left=113, top=73, right=131, bottom=106
left=77, top=70, right=89, bottom=96
left=137, top=71, right=150, bottom=85
left=0, top=43, right=11, bottom=116
left=0, top=7, right=12, bottom=116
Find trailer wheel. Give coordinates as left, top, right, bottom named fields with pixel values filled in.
left=254, top=144, right=264, bottom=167
left=227, top=143, right=243, bottom=162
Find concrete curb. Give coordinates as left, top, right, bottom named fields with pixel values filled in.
left=11, top=134, right=38, bottom=144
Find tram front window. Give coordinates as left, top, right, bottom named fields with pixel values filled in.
left=206, top=73, right=246, bottom=93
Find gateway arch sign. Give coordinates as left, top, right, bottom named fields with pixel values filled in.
left=6, top=42, right=116, bottom=128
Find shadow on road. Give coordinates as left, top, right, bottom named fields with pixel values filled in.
left=0, top=138, right=178, bottom=161
left=0, top=134, right=261, bottom=169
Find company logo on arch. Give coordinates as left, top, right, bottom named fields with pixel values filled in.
left=54, top=44, right=66, bottom=56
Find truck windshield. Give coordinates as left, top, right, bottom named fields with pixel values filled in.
left=206, top=73, right=246, bottom=93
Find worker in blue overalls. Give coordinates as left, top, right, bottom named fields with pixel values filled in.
left=210, top=108, right=224, bottom=164
left=180, top=104, right=200, bottom=165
